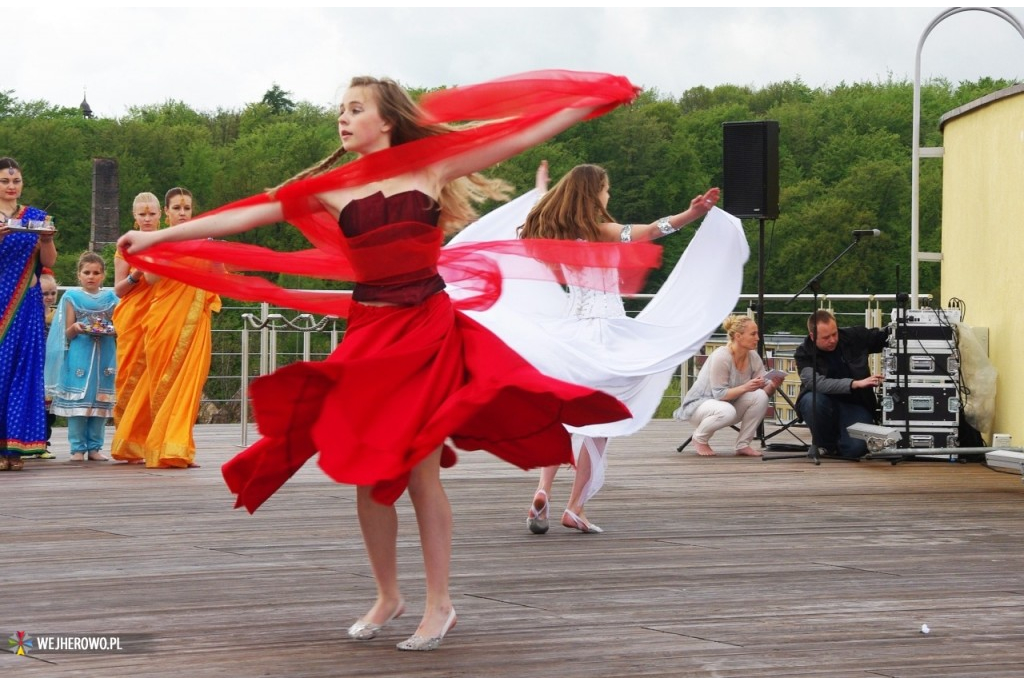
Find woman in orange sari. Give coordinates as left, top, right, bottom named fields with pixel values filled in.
left=112, top=188, right=220, bottom=467
left=111, top=192, right=159, bottom=449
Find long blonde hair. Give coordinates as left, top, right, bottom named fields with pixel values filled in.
left=277, top=76, right=510, bottom=234
left=519, top=164, right=615, bottom=242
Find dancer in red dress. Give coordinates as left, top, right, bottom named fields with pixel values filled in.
left=119, top=71, right=644, bottom=651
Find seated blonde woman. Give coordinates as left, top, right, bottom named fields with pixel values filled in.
left=675, top=314, right=782, bottom=456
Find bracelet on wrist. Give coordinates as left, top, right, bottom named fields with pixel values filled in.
left=656, top=217, right=677, bottom=235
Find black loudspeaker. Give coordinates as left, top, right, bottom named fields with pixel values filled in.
left=722, top=121, right=779, bottom=219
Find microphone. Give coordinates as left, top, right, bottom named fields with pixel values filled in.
left=853, top=229, right=881, bottom=238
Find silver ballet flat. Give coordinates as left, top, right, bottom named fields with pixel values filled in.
left=348, top=602, right=405, bottom=641
left=396, top=608, right=457, bottom=651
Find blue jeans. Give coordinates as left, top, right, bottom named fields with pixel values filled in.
left=67, top=416, right=107, bottom=454
left=797, top=392, right=875, bottom=458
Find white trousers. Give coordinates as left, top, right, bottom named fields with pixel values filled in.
left=688, top=390, right=769, bottom=449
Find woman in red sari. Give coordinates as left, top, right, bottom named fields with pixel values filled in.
left=119, top=72, right=640, bottom=650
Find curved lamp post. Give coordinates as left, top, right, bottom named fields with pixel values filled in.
left=911, top=7, right=1024, bottom=308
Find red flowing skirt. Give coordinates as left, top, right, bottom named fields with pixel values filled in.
left=222, top=291, right=631, bottom=512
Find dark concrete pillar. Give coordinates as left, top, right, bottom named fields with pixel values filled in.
left=91, top=158, right=119, bottom=251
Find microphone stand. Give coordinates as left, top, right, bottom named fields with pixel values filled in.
left=763, top=234, right=870, bottom=464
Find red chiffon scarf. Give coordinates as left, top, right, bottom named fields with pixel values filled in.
left=124, top=70, right=660, bottom=315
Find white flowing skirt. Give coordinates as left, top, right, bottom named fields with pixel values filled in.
left=447, top=190, right=750, bottom=501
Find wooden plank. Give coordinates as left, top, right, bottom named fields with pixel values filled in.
left=3, top=421, right=1024, bottom=676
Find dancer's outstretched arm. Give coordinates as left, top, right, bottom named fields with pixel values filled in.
left=118, top=201, right=285, bottom=255
left=600, top=187, right=720, bottom=243
left=431, top=108, right=595, bottom=190
left=120, top=107, right=594, bottom=257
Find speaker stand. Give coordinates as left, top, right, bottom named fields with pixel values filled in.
left=755, top=218, right=767, bottom=447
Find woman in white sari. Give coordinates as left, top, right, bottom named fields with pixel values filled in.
left=449, top=163, right=749, bottom=533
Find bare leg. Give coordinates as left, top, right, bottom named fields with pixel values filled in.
left=564, top=444, right=591, bottom=516
left=561, top=440, right=603, bottom=533
left=355, top=484, right=404, bottom=627
left=406, top=446, right=455, bottom=638
left=526, top=465, right=559, bottom=533
left=535, top=465, right=559, bottom=498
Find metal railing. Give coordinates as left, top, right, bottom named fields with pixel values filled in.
left=234, top=304, right=344, bottom=446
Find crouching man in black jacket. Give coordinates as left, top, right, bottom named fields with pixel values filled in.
left=795, top=310, right=888, bottom=457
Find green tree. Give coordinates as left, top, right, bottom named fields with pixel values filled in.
left=0, top=75, right=1014, bottom=305
left=260, top=84, right=296, bottom=115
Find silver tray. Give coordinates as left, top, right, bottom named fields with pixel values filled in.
left=4, top=226, right=58, bottom=234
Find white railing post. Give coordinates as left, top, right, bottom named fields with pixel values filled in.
left=235, top=304, right=342, bottom=446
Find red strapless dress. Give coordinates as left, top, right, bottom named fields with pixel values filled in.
left=221, top=191, right=631, bottom=511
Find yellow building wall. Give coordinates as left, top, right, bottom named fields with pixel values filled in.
left=941, top=89, right=1024, bottom=442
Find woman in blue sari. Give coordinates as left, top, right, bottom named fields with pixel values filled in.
left=0, top=157, right=57, bottom=471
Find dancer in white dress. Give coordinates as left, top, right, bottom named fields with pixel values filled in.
left=448, top=163, right=749, bottom=533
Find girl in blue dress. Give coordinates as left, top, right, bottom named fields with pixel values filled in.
left=45, top=252, right=119, bottom=461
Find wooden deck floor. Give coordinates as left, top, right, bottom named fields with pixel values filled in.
left=4, top=421, right=1024, bottom=677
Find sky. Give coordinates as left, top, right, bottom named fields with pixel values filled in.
left=10, top=7, right=1024, bottom=118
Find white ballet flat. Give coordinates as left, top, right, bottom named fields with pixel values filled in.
left=562, top=509, right=603, bottom=534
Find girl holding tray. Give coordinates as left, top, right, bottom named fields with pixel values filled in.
left=45, top=251, right=119, bottom=461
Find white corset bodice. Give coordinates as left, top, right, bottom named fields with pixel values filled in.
left=565, top=267, right=626, bottom=320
